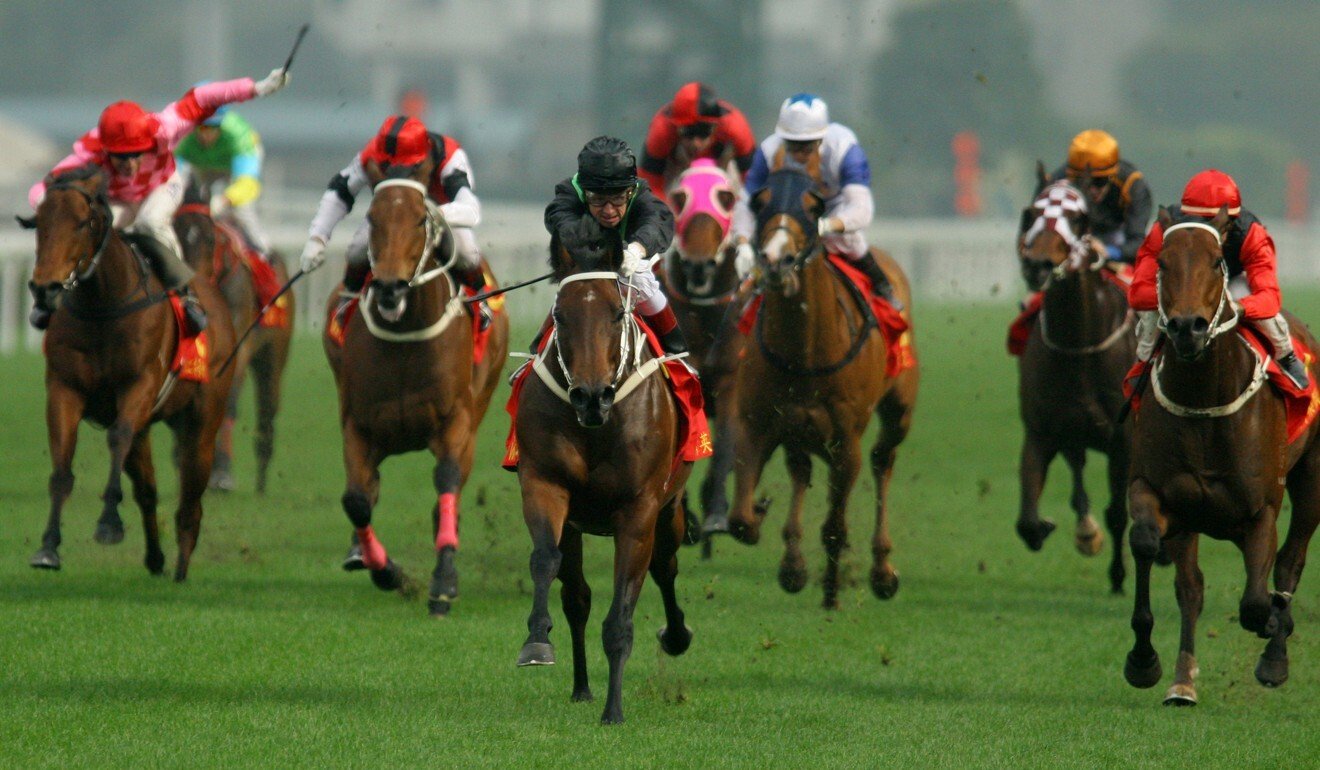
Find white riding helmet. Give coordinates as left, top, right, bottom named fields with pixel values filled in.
left=775, top=93, right=829, bottom=141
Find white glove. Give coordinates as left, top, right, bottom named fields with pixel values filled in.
left=734, top=241, right=756, bottom=279
left=254, top=68, right=291, bottom=98
left=300, top=237, right=326, bottom=273
left=620, top=242, right=648, bottom=277
left=818, top=217, right=842, bottom=237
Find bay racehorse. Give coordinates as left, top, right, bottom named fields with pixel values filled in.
left=726, top=169, right=919, bottom=609
left=513, top=214, right=694, bottom=724
left=1014, top=175, right=1134, bottom=592
left=661, top=159, right=744, bottom=549
left=175, top=183, right=294, bottom=493
left=1124, top=207, right=1320, bottom=705
left=22, top=166, right=235, bottom=580
left=322, top=160, right=508, bottom=616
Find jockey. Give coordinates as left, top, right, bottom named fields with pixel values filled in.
left=730, top=93, right=899, bottom=306
left=1130, top=169, right=1309, bottom=389
left=1043, top=129, right=1152, bottom=264
left=27, top=69, right=291, bottom=332
left=543, top=136, right=687, bottom=355
left=175, top=95, right=271, bottom=257
left=299, top=116, right=491, bottom=327
left=638, top=82, right=756, bottom=199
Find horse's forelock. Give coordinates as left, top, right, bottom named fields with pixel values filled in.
left=550, top=215, right=614, bottom=279
left=756, top=170, right=818, bottom=235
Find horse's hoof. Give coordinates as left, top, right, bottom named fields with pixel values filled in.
left=341, top=544, right=366, bottom=572
left=871, top=567, right=900, bottom=600
left=428, top=597, right=454, bottom=616
left=145, top=553, right=166, bottom=576
left=728, top=516, right=761, bottom=545
left=657, top=623, right=693, bottom=656
left=701, top=511, right=729, bottom=535
left=1124, top=650, right=1162, bottom=689
left=778, top=560, right=809, bottom=594
left=1162, top=683, right=1198, bottom=706
left=517, top=642, right=555, bottom=667
left=1016, top=518, right=1055, bottom=552
left=94, top=521, right=125, bottom=545
left=600, top=709, right=624, bottom=725
left=369, top=560, right=405, bottom=592
left=29, top=549, right=61, bottom=570
left=822, top=593, right=839, bottom=611
left=1256, top=654, right=1289, bottom=688
left=1074, top=522, right=1105, bottom=556
left=571, top=688, right=594, bottom=703
left=208, top=469, right=235, bottom=492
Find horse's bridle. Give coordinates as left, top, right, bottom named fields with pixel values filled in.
left=41, top=183, right=115, bottom=290
left=1155, top=221, right=1238, bottom=342
left=755, top=213, right=821, bottom=280
left=367, top=178, right=455, bottom=288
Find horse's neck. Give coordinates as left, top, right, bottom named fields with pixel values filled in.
left=397, top=272, right=454, bottom=325
left=78, top=237, right=146, bottom=307
left=1041, top=268, right=1121, bottom=347
left=762, top=257, right=847, bottom=360
left=1158, top=331, right=1259, bottom=409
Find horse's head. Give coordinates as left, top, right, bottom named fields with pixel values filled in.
left=362, top=157, right=445, bottom=321
left=24, top=166, right=113, bottom=314
left=670, top=160, right=736, bottom=295
left=750, top=169, right=824, bottom=297
left=1018, top=173, right=1092, bottom=292
left=1154, top=205, right=1235, bottom=361
left=174, top=175, right=216, bottom=271
left=549, top=214, right=631, bottom=428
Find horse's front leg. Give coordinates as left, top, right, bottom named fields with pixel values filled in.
left=1063, top=446, right=1103, bottom=556
left=778, top=448, right=812, bottom=594
left=124, top=432, right=164, bottom=575
left=517, top=474, right=568, bottom=667
left=1125, top=478, right=1166, bottom=688
left=1016, top=431, right=1058, bottom=551
left=822, top=433, right=861, bottom=610
left=32, top=382, right=85, bottom=570
left=1162, top=532, right=1204, bottom=705
left=601, top=505, right=657, bottom=725
left=340, top=419, right=402, bottom=591
left=870, top=388, right=913, bottom=600
left=651, top=493, right=693, bottom=656
left=98, top=381, right=158, bottom=546
left=699, top=374, right=737, bottom=539
left=1238, top=504, right=1279, bottom=638
left=208, top=358, right=246, bottom=493
left=1260, top=449, right=1320, bottom=686
left=171, top=381, right=227, bottom=582
left=557, top=526, right=593, bottom=701
left=427, top=409, right=473, bottom=616
left=1103, top=433, right=1131, bottom=593
left=727, top=408, right=777, bottom=545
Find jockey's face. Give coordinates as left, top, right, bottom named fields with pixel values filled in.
left=679, top=122, right=716, bottom=157
left=785, top=139, right=821, bottom=166
left=195, top=125, right=221, bottom=148
left=1085, top=175, right=1113, bottom=204
left=108, top=152, right=143, bottom=178
left=585, top=187, right=634, bottom=229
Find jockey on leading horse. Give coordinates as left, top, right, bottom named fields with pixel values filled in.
left=730, top=93, right=899, bottom=308
left=300, top=115, right=493, bottom=328
left=542, top=136, right=689, bottom=355
left=175, top=93, right=274, bottom=260
left=1039, top=129, right=1153, bottom=266
left=1130, top=168, right=1310, bottom=389
left=27, top=69, right=291, bottom=333
left=639, top=81, right=757, bottom=199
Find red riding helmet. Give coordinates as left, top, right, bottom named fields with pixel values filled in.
left=671, top=82, right=720, bottom=127
left=1181, top=169, right=1241, bottom=217
left=98, top=101, right=158, bottom=154
left=368, top=115, right=431, bottom=166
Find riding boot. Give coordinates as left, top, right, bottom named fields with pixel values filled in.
left=852, top=252, right=903, bottom=311
left=644, top=305, right=689, bottom=356
left=455, top=264, right=492, bottom=331
left=1279, top=353, right=1311, bottom=390
left=333, top=260, right=371, bottom=322
left=28, top=305, right=51, bottom=331
left=1257, top=313, right=1310, bottom=389
left=178, top=285, right=208, bottom=336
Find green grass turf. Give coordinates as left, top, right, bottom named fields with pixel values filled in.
left=4, top=293, right=1320, bottom=768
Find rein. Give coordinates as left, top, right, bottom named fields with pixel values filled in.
left=1155, top=221, right=1239, bottom=343
left=1150, top=334, right=1267, bottom=418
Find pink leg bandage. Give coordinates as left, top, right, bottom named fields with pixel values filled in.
left=436, top=493, right=460, bottom=551
left=356, top=525, right=388, bottom=570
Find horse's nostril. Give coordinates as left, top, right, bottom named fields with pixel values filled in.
left=1191, top=318, right=1209, bottom=335
left=599, top=386, right=616, bottom=409
left=568, top=386, right=588, bottom=410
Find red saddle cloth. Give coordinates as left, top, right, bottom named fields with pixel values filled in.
left=1008, top=265, right=1132, bottom=356
left=324, top=266, right=502, bottom=366
left=211, top=220, right=288, bottom=329
left=502, top=315, right=713, bottom=471
left=168, top=295, right=209, bottom=383
left=1122, top=328, right=1320, bottom=444
left=735, top=254, right=915, bottom=377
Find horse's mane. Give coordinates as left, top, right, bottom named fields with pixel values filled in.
left=549, top=214, right=618, bottom=281
left=46, top=164, right=106, bottom=192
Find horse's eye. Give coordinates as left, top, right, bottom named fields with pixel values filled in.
left=614, top=310, right=626, bottom=323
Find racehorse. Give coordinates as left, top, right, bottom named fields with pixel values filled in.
left=513, top=214, right=694, bottom=724
left=322, top=159, right=509, bottom=616
left=175, top=183, right=294, bottom=493
left=21, top=166, right=235, bottom=580
left=1013, top=174, right=1134, bottom=592
left=1124, top=207, right=1320, bottom=705
left=661, top=159, right=744, bottom=547
left=726, top=169, right=919, bottom=609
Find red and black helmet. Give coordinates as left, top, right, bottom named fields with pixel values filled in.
left=1181, top=169, right=1241, bottom=217
left=368, top=115, right=431, bottom=166
left=97, top=101, right=158, bottom=154
left=671, top=82, right=721, bottom=127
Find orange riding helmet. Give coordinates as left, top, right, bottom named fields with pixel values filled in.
left=1066, top=129, right=1120, bottom=179
left=98, top=101, right=159, bottom=154
left=1181, top=169, right=1242, bottom=217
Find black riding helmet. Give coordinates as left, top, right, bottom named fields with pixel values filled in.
left=576, top=136, right=637, bottom=192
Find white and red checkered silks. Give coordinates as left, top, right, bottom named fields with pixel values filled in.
left=1023, top=180, right=1093, bottom=270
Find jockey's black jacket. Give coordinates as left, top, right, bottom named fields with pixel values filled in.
left=1045, top=160, right=1152, bottom=263
left=544, top=178, right=675, bottom=258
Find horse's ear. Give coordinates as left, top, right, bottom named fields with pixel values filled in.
left=1018, top=206, right=1034, bottom=235
left=670, top=189, right=688, bottom=214
left=363, top=159, right=385, bottom=188
left=16, top=214, right=36, bottom=230
left=716, top=188, right=736, bottom=213
left=1211, top=205, right=1231, bottom=235
left=750, top=187, right=769, bottom=214
left=1035, top=160, right=1048, bottom=189
left=1156, top=205, right=1172, bottom=228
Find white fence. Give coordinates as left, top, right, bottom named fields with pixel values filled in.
left=3, top=197, right=1318, bottom=354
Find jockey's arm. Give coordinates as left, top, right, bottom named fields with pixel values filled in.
left=161, top=79, right=258, bottom=148
left=436, top=148, right=480, bottom=228
left=639, top=110, right=677, bottom=198
left=624, top=185, right=676, bottom=256
left=1118, top=174, right=1154, bottom=263
left=29, top=137, right=98, bottom=209
left=1238, top=222, right=1282, bottom=320
left=723, top=108, right=757, bottom=181
left=1128, top=225, right=1163, bottom=311
left=307, top=157, right=370, bottom=244
left=730, top=149, right=770, bottom=245
left=829, top=184, right=875, bottom=234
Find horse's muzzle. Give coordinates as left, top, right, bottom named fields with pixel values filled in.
left=372, top=279, right=409, bottom=322
left=1020, top=260, right=1053, bottom=292
left=28, top=281, right=64, bottom=314
left=683, top=259, right=717, bottom=296
left=569, top=384, right=615, bottom=428
left=1165, top=314, right=1211, bottom=360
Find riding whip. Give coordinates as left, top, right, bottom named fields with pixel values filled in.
left=217, top=268, right=306, bottom=378
left=463, top=271, right=555, bottom=305
left=281, top=24, right=311, bottom=73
